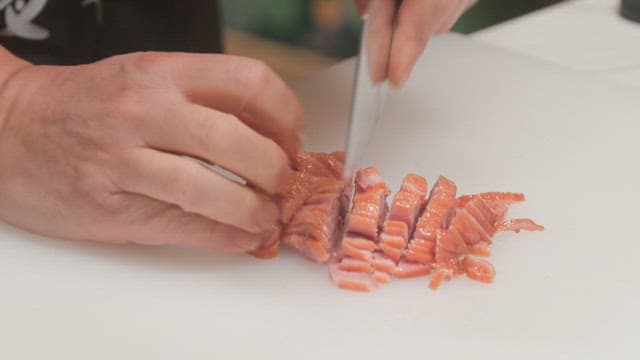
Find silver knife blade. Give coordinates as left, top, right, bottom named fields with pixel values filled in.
left=344, top=0, right=399, bottom=180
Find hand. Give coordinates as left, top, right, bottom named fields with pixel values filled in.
left=356, top=0, right=477, bottom=86
left=0, top=51, right=302, bottom=252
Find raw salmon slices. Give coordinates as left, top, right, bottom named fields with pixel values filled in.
left=251, top=151, right=544, bottom=292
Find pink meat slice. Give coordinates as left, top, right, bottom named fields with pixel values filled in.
left=329, top=262, right=377, bottom=292
left=371, top=251, right=396, bottom=274
left=379, top=174, right=427, bottom=262
left=280, top=152, right=345, bottom=223
left=429, top=228, right=466, bottom=290
left=283, top=196, right=343, bottom=263
left=497, top=218, right=545, bottom=233
left=332, top=167, right=390, bottom=291
left=429, top=196, right=501, bottom=289
left=341, top=235, right=378, bottom=251
left=430, top=190, right=541, bottom=289
left=254, top=152, right=545, bottom=293
left=406, top=176, right=457, bottom=265
left=379, top=220, right=409, bottom=249
left=338, top=257, right=374, bottom=273
left=387, top=174, right=428, bottom=229
left=455, top=192, right=525, bottom=208
left=279, top=152, right=349, bottom=263
left=344, top=167, right=390, bottom=239
left=394, top=260, right=431, bottom=279
left=373, top=271, right=392, bottom=284
left=341, top=241, right=374, bottom=261
left=463, top=256, right=495, bottom=284
left=448, top=207, right=492, bottom=246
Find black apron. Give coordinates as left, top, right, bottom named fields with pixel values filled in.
left=0, top=0, right=223, bottom=65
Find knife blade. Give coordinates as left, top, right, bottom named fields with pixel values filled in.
left=344, top=0, right=400, bottom=180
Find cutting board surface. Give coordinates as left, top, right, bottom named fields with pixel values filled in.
left=2, top=34, right=639, bottom=359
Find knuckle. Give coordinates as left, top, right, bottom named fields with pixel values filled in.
left=164, top=166, right=200, bottom=210
left=433, top=0, right=450, bottom=12
left=74, top=160, right=119, bottom=204
left=238, top=58, right=278, bottom=96
left=109, top=86, right=144, bottom=120
left=202, top=113, right=236, bottom=149
left=98, top=61, right=148, bottom=120
left=128, top=51, right=177, bottom=75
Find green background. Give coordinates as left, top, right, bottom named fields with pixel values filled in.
left=220, top=0, right=564, bottom=57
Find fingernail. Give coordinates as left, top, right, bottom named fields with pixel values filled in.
left=256, top=201, right=279, bottom=231
left=235, top=235, right=262, bottom=251
left=394, top=64, right=411, bottom=87
left=260, top=224, right=281, bottom=247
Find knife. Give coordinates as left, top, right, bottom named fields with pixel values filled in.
left=344, top=0, right=401, bottom=180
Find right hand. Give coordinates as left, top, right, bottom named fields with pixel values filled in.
left=0, top=52, right=302, bottom=252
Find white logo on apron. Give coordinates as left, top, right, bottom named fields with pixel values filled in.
left=0, top=0, right=50, bottom=40
left=0, top=0, right=102, bottom=41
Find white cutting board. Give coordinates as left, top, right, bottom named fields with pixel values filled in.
left=1, top=34, right=639, bottom=359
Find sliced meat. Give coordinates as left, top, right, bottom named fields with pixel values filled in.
left=379, top=220, right=409, bottom=248
left=404, top=245, right=434, bottom=264
left=388, top=174, right=428, bottom=229
left=468, top=243, right=492, bottom=257
left=294, top=151, right=345, bottom=178
left=394, top=260, right=431, bottom=279
left=371, top=251, right=397, bottom=274
left=283, top=194, right=344, bottom=263
left=465, top=196, right=499, bottom=235
left=280, top=151, right=346, bottom=223
left=406, top=176, right=457, bottom=265
left=497, top=218, right=545, bottom=233
left=329, top=262, right=377, bottom=292
left=448, top=207, right=492, bottom=246
left=430, top=191, right=536, bottom=289
left=355, top=166, right=387, bottom=190
left=379, top=174, right=427, bottom=259
left=378, top=242, right=404, bottom=262
left=280, top=152, right=349, bottom=263
left=338, top=257, right=374, bottom=273
left=430, top=228, right=466, bottom=290
left=463, top=256, right=495, bottom=284
left=332, top=167, right=391, bottom=291
left=455, top=192, right=525, bottom=208
left=373, top=271, right=392, bottom=284
left=341, top=235, right=378, bottom=251
left=253, top=152, right=544, bottom=293
left=342, top=240, right=374, bottom=261
left=344, top=167, right=390, bottom=239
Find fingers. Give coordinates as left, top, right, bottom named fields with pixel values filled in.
left=354, top=0, right=370, bottom=14
left=436, top=0, right=471, bottom=34
left=388, top=0, right=464, bottom=86
left=112, top=192, right=269, bottom=252
left=138, top=102, right=292, bottom=195
left=135, top=53, right=303, bottom=156
left=115, top=148, right=279, bottom=234
left=365, top=0, right=396, bottom=83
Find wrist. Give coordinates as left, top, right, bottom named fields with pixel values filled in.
left=0, top=46, right=31, bottom=134
left=0, top=46, right=30, bottom=86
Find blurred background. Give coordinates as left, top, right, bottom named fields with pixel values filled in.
left=220, top=0, right=565, bottom=80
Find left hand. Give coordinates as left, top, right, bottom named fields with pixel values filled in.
left=355, top=0, right=477, bottom=86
